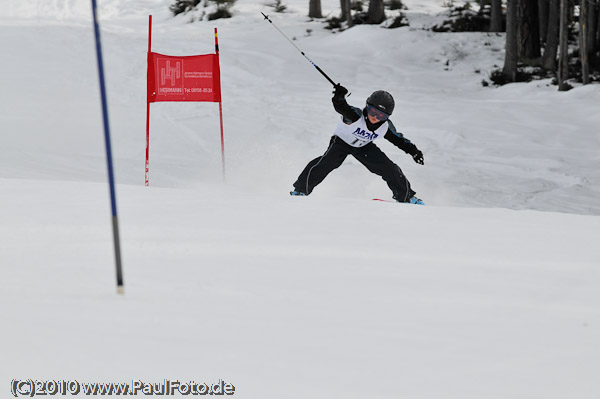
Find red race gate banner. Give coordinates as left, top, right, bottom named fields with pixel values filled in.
left=145, top=15, right=225, bottom=186
left=147, top=53, right=221, bottom=103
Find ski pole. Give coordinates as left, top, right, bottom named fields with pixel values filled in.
left=261, top=12, right=337, bottom=87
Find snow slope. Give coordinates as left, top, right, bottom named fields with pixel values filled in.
left=1, top=1, right=599, bottom=398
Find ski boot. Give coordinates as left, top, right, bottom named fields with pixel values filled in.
left=408, top=196, right=425, bottom=205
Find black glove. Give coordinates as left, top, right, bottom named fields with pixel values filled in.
left=333, top=84, right=348, bottom=98
left=412, top=150, right=424, bottom=165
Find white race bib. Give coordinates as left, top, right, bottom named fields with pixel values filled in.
left=333, top=117, right=388, bottom=148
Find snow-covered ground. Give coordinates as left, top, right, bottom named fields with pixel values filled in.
left=1, top=1, right=599, bottom=398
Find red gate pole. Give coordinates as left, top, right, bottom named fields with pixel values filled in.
left=219, top=100, right=225, bottom=182
left=215, top=28, right=225, bottom=182
left=145, top=15, right=152, bottom=186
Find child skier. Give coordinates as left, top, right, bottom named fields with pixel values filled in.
left=290, top=84, right=425, bottom=204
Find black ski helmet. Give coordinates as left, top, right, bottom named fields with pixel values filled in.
left=366, top=90, right=395, bottom=115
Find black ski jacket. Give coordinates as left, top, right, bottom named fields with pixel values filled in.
left=332, top=93, right=420, bottom=156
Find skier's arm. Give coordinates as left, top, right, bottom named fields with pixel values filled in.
left=385, top=120, right=424, bottom=164
left=332, top=84, right=361, bottom=123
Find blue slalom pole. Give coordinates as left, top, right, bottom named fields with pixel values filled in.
left=91, top=0, right=124, bottom=294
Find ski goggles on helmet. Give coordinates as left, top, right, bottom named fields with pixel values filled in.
left=366, top=104, right=390, bottom=121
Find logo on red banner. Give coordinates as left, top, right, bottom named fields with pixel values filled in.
left=148, top=52, right=221, bottom=103
left=159, top=59, right=182, bottom=93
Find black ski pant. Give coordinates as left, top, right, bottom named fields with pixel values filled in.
left=293, top=136, right=415, bottom=202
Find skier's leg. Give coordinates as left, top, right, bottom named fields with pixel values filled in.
left=293, top=136, right=349, bottom=195
left=352, top=143, right=416, bottom=202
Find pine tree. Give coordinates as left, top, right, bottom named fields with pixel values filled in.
left=309, top=0, right=323, bottom=18
left=340, top=0, right=352, bottom=25
left=367, top=0, right=386, bottom=24
left=489, top=0, right=503, bottom=32
left=170, top=0, right=202, bottom=16
left=542, top=0, right=560, bottom=71
left=518, top=0, right=541, bottom=63
left=580, top=0, right=590, bottom=84
left=503, top=0, right=518, bottom=81
left=558, top=0, right=569, bottom=90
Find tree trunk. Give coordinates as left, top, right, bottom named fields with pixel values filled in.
left=503, top=0, right=519, bottom=81
left=588, top=1, right=598, bottom=68
left=580, top=0, right=589, bottom=84
left=309, top=0, right=322, bottom=18
left=542, top=0, right=560, bottom=70
left=597, top=4, right=600, bottom=66
left=341, top=0, right=352, bottom=26
left=597, top=4, right=600, bottom=57
left=558, top=0, right=569, bottom=90
left=367, top=0, right=386, bottom=24
left=490, top=0, right=503, bottom=32
left=538, top=0, right=549, bottom=43
left=519, top=0, right=542, bottom=63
